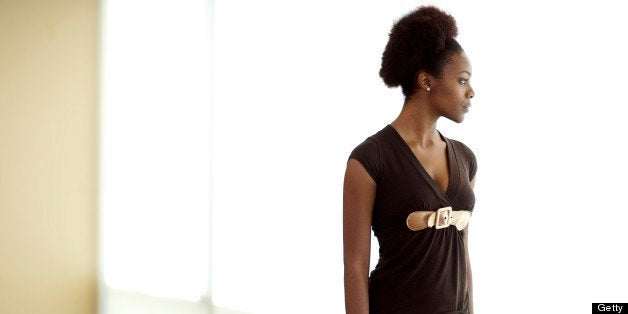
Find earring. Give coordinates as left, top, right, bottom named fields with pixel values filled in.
left=426, top=87, right=431, bottom=91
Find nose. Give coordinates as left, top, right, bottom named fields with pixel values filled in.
left=467, top=85, right=475, bottom=99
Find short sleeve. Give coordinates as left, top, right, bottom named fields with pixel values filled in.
left=468, top=148, right=477, bottom=181
left=461, top=143, right=477, bottom=181
left=450, top=139, right=477, bottom=181
left=348, top=137, right=381, bottom=183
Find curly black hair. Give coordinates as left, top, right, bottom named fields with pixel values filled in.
left=379, top=6, right=463, bottom=98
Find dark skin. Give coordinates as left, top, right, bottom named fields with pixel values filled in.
left=343, top=51, right=475, bottom=314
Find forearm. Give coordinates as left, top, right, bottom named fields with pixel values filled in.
left=344, top=267, right=370, bottom=314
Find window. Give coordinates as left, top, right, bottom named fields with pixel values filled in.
left=99, top=0, right=212, bottom=310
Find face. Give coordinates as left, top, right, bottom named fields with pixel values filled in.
left=427, top=52, right=474, bottom=123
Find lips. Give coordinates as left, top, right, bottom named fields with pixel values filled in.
left=463, top=104, right=471, bottom=112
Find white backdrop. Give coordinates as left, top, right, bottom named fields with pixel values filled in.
left=213, top=1, right=628, bottom=313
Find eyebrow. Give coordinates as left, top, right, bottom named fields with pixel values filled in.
left=459, top=70, right=472, bottom=76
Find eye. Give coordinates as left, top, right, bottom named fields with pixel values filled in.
left=459, top=79, right=468, bottom=85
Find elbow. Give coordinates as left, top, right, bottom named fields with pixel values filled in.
left=344, top=260, right=370, bottom=278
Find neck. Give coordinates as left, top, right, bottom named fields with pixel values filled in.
left=390, top=96, right=440, bottom=147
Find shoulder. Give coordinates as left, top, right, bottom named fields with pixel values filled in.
left=349, top=125, right=393, bottom=158
left=444, top=136, right=478, bottom=180
left=448, top=138, right=476, bottom=161
left=348, top=126, right=392, bottom=182
left=351, top=135, right=380, bottom=156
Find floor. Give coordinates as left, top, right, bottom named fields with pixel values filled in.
left=102, top=288, right=250, bottom=314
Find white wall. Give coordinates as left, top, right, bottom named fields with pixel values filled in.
left=213, top=1, right=628, bottom=313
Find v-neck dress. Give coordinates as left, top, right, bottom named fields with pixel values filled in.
left=349, top=125, right=477, bottom=314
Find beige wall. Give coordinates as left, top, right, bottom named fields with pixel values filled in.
left=0, top=0, right=98, bottom=313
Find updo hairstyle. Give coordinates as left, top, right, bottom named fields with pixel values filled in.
left=379, top=6, right=463, bottom=98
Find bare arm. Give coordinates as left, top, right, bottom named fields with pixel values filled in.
left=343, top=159, right=376, bottom=314
left=465, top=178, right=475, bottom=314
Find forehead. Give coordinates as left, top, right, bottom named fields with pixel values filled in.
left=443, top=52, right=472, bottom=75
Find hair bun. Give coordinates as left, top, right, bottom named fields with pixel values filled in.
left=408, top=6, right=458, bottom=52
left=380, top=6, right=459, bottom=91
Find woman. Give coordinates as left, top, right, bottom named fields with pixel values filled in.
left=343, top=6, right=477, bottom=314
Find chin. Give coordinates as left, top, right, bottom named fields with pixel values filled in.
left=442, top=111, right=466, bottom=124
left=447, top=115, right=465, bottom=124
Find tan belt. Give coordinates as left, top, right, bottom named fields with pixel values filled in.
left=406, top=206, right=471, bottom=231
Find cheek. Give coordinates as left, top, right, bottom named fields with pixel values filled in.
left=436, top=85, right=463, bottom=101
left=433, top=86, right=466, bottom=113
left=450, top=85, right=468, bottom=101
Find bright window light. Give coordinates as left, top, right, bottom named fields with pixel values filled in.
left=100, top=0, right=211, bottom=303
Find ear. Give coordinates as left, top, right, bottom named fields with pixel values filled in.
left=416, top=71, right=432, bottom=91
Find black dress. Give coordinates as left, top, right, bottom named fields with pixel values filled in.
left=349, top=125, right=477, bottom=314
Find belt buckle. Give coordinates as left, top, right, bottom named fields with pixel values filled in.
left=434, top=207, right=453, bottom=229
